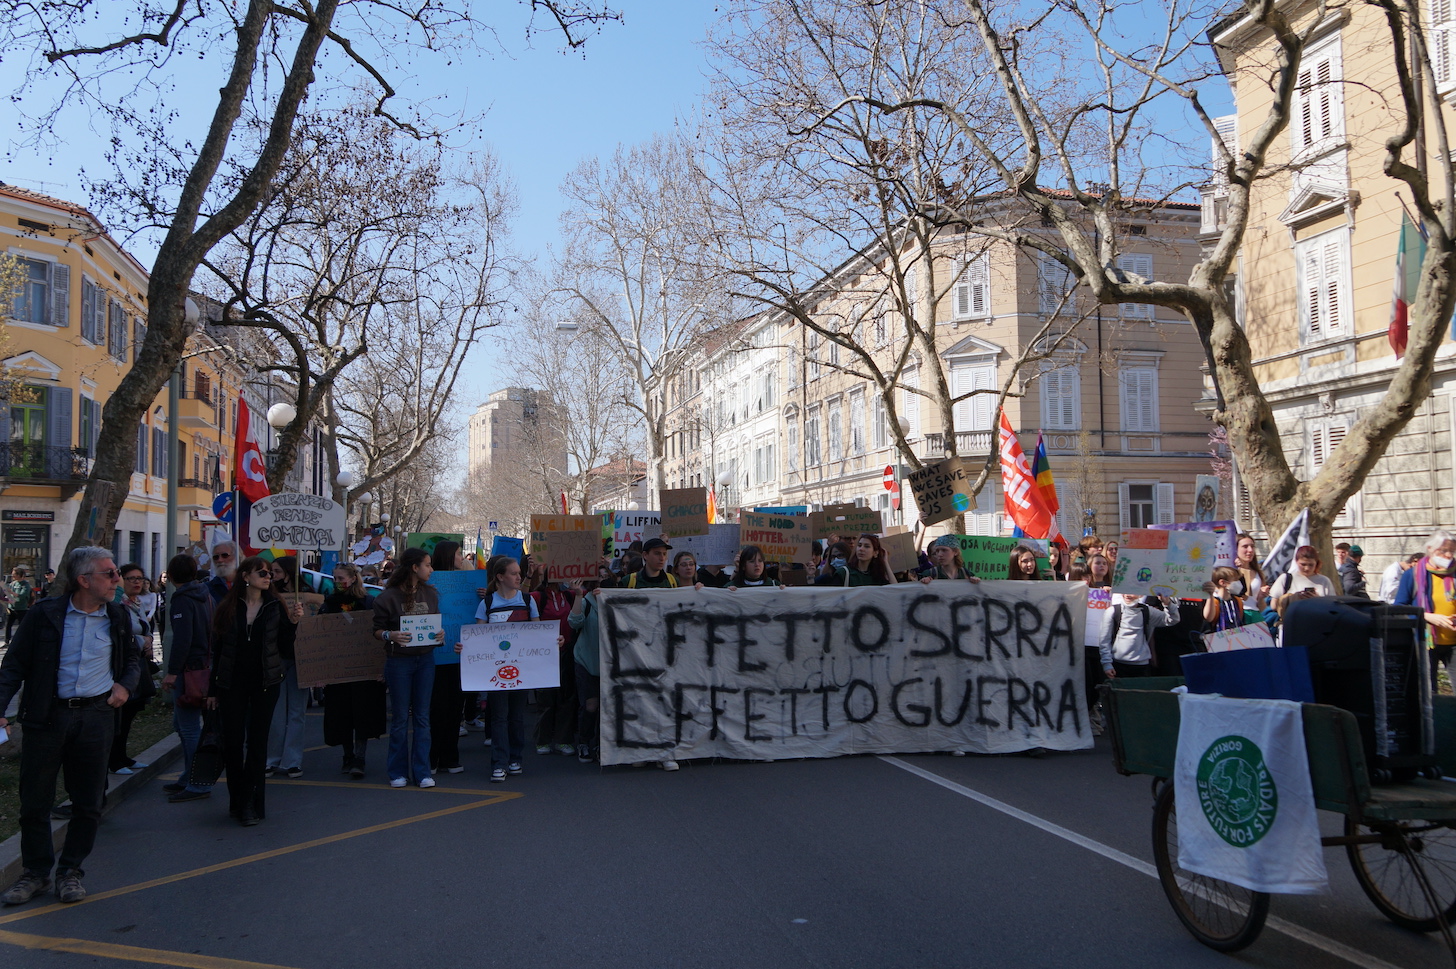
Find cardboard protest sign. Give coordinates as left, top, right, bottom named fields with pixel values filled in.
left=905, top=457, right=978, bottom=526
left=598, top=583, right=1091, bottom=764
left=490, top=535, right=525, bottom=560
left=1205, top=624, right=1276, bottom=652
left=407, top=533, right=464, bottom=554
left=738, top=510, right=813, bottom=564
left=611, top=511, right=662, bottom=560
left=1112, top=528, right=1219, bottom=598
left=811, top=503, right=883, bottom=540
left=293, top=610, right=383, bottom=688
left=881, top=532, right=919, bottom=574
left=661, top=487, right=710, bottom=539
left=249, top=493, right=346, bottom=550
left=430, top=571, right=488, bottom=663
left=399, top=613, right=442, bottom=649
left=530, top=514, right=605, bottom=581
left=672, top=524, right=741, bottom=566
left=1150, top=520, right=1237, bottom=567
left=459, top=620, right=561, bottom=691
left=950, top=535, right=1050, bottom=580
left=1085, top=588, right=1113, bottom=648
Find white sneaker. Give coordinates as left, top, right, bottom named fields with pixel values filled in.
left=446, top=765, right=465, bottom=774
left=458, top=725, right=468, bottom=737
left=418, top=777, right=436, bottom=788
left=659, top=760, right=680, bottom=772
left=389, top=777, right=407, bottom=788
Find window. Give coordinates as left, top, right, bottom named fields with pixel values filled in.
left=132, top=317, right=147, bottom=363
left=951, top=362, right=995, bottom=433
left=873, top=394, right=888, bottom=449
left=1296, top=228, right=1350, bottom=341
left=828, top=336, right=840, bottom=369
left=1436, top=0, right=1456, bottom=87
left=758, top=371, right=775, bottom=413
left=1038, top=253, right=1076, bottom=316
left=1310, top=418, right=1357, bottom=527
left=873, top=314, right=888, bottom=348
left=901, top=368, right=920, bottom=438
left=828, top=405, right=843, bottom=462
left=1119, top=366, right=1158, bottom=433
left=1041, top=365, right=1080, bottom=430
left=1119, top=482, right=1174, bottom=530
left=807, top=332, right=822, bottom=380
left=1117, top=254, right=1154, bottom=319
left=80, top=277, right=104, bottom=343
left=849, top=389, right=866, bottom=454
left=952, top=254, right=990, bottom=319
left=135, top=423, right=149, bottom=473
left=805, top=409, right=822, bottom=467
left=754, top=440, right=775, bottom=485
left=10, top=257, right=52, bottom=324
left=787, top=421, right=799, bottom=472
left=108, top=300, right=128, bottom=361
left=152, top=427, right=167, bottom=477
left=80, top=397, right=97, bottom=458
left=1292, top=36, right=1344, bottom=156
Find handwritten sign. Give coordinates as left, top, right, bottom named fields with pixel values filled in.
left=490, top=535, right=525, bottom=561
left=1149, top=520, right=1237, bottom=567
left=249, top=493, right=346, bottom=550
left=905, top=457, right=978, bottom=527
left=881, top=532, right=919, bottom=574
left=406, top=533, right=464, bottom=554
left=459, top=621, right=561, bottom=691
left=672, top=524, right=741, bottom=566
left=611, top=511, right=662, bottom=560
left=530, top=515, right=606, bottom=578
left=811, top=503, right=883, bottom=540
left=293, top=610, right=383, bottom=688
left=1112, top=528, right=1218, bottom=598
left=1205, top=624, right=1276, bottom=653
left=661, top=487, right=710, bottom=539
left=399, top=613, right=442, bottom=648
left=950, top=535, right=1050, bottom=580
left=1085, top=588, right=1112, bottom=648
left=738, top=510, right=812, bottom=564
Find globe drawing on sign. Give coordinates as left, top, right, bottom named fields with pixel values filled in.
left=498, top=640, right=512, bottom=651
left=952, top=492, right=971, bottom=512
left=1207, top=758, right=1259, bottom=824
left=1136, top=566, right=1153, bottom=583
left=1197, top=734, right=1277, bottom=847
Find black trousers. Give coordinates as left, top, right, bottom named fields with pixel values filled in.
left=429, top=663, right=462, bottom=770
left=108, top=694, right=147, bottom=771
left=19, top=700, right=114, bottom=875
left=218, top=684, right=279, bottom=820
left=1112, top=660, right=1156, bottom=679
left=533, top=647, right=579, bottom=747
left=5, top=609, right=28, bottom=643
left=1083, top=646, right=1107, bottom=712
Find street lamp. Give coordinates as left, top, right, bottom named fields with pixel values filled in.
left=627, top=501, right=640, bottom=511
left=336, top=470, right=357, bottom=490
left=266, top=403, right=296, bottom=429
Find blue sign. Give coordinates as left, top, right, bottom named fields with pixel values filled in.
left=212, top=492, right=235, bottom=524
left=430, top=570, right=488, bottom=667
left=488, top=521, right=499, bottom=532
left=491, top=535, right=525, bottom=561
left=753, top=505, right=808, bottom=516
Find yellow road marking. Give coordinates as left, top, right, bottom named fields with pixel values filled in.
left=0, top=929, right=304, bottom=969
left=0, top=790, right=521, bottom=926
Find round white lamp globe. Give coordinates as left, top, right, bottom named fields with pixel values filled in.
left=266, top=403, right=297, bottom=429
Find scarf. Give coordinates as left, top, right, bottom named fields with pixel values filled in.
left=1413, top=556, right=1455, bottom=615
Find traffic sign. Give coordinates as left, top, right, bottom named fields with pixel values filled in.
left=212, top=492, right=235, bottom=524
left=488, top=521, right=499, bottom=532
left=882, top=465, right=896, bottom=490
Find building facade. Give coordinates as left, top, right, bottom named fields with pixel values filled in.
left=1206, top=2, right=1456, bottom=577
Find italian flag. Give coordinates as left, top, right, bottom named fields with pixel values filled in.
left=1388, top=211, right=1425, bottom=359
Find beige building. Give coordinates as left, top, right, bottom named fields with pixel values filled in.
left=1206, top=3, right=1456, bottom=576
left=466, top=387, right=567, bottom=481
left=660, top=199, right=1214, bottom=540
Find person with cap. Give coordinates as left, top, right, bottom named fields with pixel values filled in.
left=1338, top=544, right=1369, bottom=599
left=37, top=569, right=55, bottom=600
left=918, top=536, right=981, bottom=583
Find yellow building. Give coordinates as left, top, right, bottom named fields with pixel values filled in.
left=0, top=184, right=260, bottom=577
left=1207, top=3, right=1456, bottom=575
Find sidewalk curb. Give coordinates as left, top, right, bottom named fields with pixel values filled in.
left=0, top=732, right=181, bottom=887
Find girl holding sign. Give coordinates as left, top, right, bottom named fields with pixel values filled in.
left=373, top=548, right=444, bottom=789
left=320, top=565, right=383, bottom=779
left=473, top=556, right=541, bottom=783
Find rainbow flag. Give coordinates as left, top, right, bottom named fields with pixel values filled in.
left=1029, top=431, right=1066, bottom=545
left=474, top=526, right=489, bottom=569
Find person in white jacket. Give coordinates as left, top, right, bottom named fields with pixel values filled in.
left=1099, top=593, right=1177, bottom=678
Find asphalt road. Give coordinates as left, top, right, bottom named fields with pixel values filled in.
left=0, top=709, right=1447, bottom=969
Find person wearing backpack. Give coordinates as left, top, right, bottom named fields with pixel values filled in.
left=5, top=566, right=34, bottom=645
left=470, top=556, right=543, bottom=783
left=1099, top=592, right=1176, bottom=678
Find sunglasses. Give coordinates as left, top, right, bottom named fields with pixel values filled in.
left=123, top=574, right=146, bottom=581
left=214, top=553, right=233, bottom=560
left=83, top=569, right=122, bottom=579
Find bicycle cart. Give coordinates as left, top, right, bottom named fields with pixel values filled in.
left=1103, top=678, right=1456, bottom=961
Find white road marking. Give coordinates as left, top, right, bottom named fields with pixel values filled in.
left=879, top=756, right=1410, bottom=969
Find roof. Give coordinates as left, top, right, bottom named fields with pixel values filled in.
left=0, top=182, right=152, bottom=280
left=586, top=458, right=648, bottom=481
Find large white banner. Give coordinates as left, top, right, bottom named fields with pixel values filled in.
left=598, top=583, right=1092, bottom=764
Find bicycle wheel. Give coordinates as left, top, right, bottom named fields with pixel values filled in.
left=1152, top=782, right=1270, bottom=951
left=1346, top=817, right=1456, bottom=931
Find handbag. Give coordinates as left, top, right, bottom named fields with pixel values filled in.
left=189, top=709, right=225, bottom=787
left=177, top=667, right=211, bottom=709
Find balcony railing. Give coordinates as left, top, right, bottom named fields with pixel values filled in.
left=921, top=431, right=993, bottom=458
left=178, top=476, right=223, bottom=491
left=0, top=443, right=89, bottom=481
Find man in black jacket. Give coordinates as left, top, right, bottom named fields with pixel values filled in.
left=0, top=546, right=141, bottom=906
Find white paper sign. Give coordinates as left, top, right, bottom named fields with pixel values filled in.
left=1085, top=588, right=1113, bottom=648
left=671, top=524, right=742, bottom=566
left=459, top=621, right=561, bottom=691
left=249, top=492, right=347, bottom=549
left=399, top=613, right=442, bottom=648
left=1205, top=624, right=1276, bottom=653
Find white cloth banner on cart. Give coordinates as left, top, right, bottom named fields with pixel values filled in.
left=597, top=583, right=1091, bottom=765
left=1174, top=692, right=1328, bottom=893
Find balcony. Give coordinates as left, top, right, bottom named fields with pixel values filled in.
left=921, top=431, right=993, bottom=460
left=176, top=392, right=218, bottom=430
left=0, top=443, right=90, bottom=497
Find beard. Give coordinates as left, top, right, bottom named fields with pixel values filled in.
left=214, top=559, right=237, bottom=581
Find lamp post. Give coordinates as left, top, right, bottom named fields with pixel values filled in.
left=166, top=297, right=202, bottom=559
left=336, top=471, right=357, bottom=558
left=716, top=469, right=733, bottom=522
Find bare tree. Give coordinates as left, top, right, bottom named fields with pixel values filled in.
left=202, top=107, right=515, bottom=491
left=553, top=135, right=728, bottom=503
left=803, top=0, right=1456, bottom=566
left=0, top=1, right=618, bottom=566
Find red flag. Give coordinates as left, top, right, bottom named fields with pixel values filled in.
left=1388, top=211, right=1424, bottom=359
left=234, top=399, right=270, bottom=503
left=560, top=491, right=569, bottom=515
left=998, top=412, right=1057, bottom=540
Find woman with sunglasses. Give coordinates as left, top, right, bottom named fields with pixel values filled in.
left=208, top=557, right=304, bottom=826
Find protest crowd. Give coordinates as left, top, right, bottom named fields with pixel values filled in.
left=0, top=487, right=1451, bottom=910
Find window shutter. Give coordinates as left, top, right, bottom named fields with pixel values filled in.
left=1211, top=115, right=1238, bottom=190
left=1120, top=368, right=1156, bottom=432
left=1296, top=66, right=1314, bottom=151
left=1058, top=369, right=1078, bottom=428
left=1117, top=482, right=1131, bottom=531
left=1118, top=254, right=1154, bottom=319
left=135, top=424, right=148, bottom=473
left=953, top=271, right=971, bottom=318
left=903, top=369, right=920, bottom=437
left=1156, top=483, right=1175, bottom=524
left=49, top=262, right=69, bottom=327
left=1435, top=0, right=1454, bottom=85
left=969, top=256, right=989, bottom=316
left=971, top=366, right=994, bottom=432
left=46, top=386, right=72, bottom=450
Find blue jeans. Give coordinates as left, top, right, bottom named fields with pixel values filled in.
left=384, top=654, right=434, bottom=783
left=489, top=690, right=526, bottom=769
left=267, top=660, right=308, bottom=770
left=172, top=703, right=213, bottom=793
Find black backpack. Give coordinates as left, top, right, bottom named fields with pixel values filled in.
left=1108, top=600, right=1153, bottom=645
